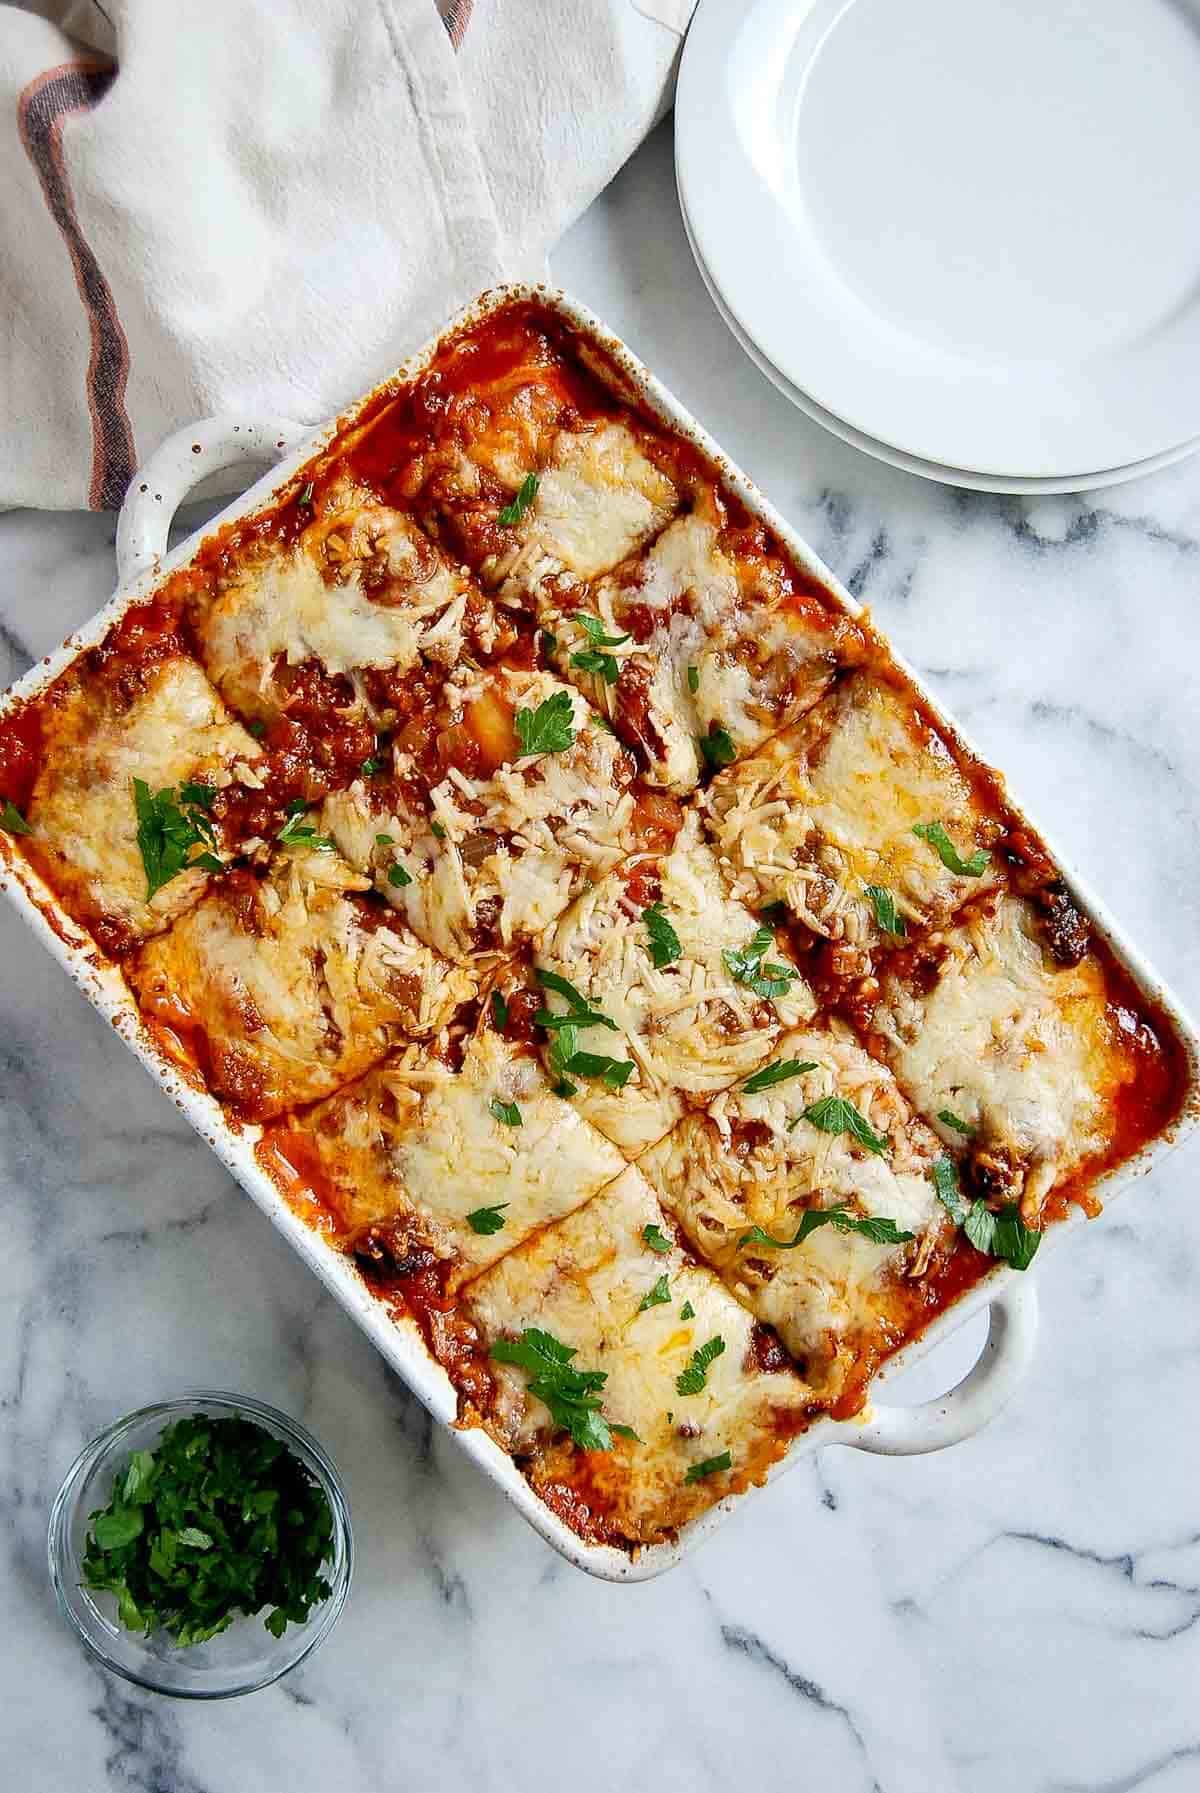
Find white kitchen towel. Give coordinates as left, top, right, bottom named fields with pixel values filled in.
left=0, top=0, right=683, bottom=511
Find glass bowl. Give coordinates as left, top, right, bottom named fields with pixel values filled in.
left=47, top=1391, right=352, bottom=1698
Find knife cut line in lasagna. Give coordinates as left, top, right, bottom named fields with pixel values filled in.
left=0, top=294, right=1189, bottom=1556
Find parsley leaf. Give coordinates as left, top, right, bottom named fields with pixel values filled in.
left=679, top=1299, right=696, bottom=1321
left=913, top=821, right=989, bottom=878
left=610, top=1424, right=643, bottom=1443
left=81, top=1412, right=335, bottom=1644
left=575, top=613, right=631, bottom=648
left=722, top=925, right=800, bottom=1000
left=698, top=725, right=736, bottom=769
left=570, top=647, right=621, bottom=684
left=865, top=884, right=907, bottom=938
left=430, top=821, right=447, bottom=840
left=684, top=1450, right=732, bottom=1484
left=742, top=1058, right=817, bottom=1094
left=133, top=779, right=226, bottom=901
left=375, top=832, right=395, bottom=847
left=739, top=1202, right=914, bottom=1250
left=246, top=720, right=267, bottom=740
left=938, top=1109, right=973, bottom=1135
left=387, top=862, right=412, bottom=888
left=490, top=1327, right=613, bottom=1451
left=687, top=664, right=699, bottom=694
left=514, top=690, right=576, bottom=757
left=276, top=809, right=335, bottom=853
left=489, top=1097, right=522, bottom=1128
left=642, top=1223, right=672, bottom=1254
left=642, top=903, right=682, bottom=969
left=298, top=481, right=315, bottom=506
left=676, top=1335, right=726, bottom=1395
left=467, top=1202, right=508, bottom=1236
left=534, top=967, right=617, bottom=1032
left=490, top=990, right=509, bottom=1030
left=0, top=798, right=32, bottom=836
left=566, top=1050, right=635, bottom=1090
left=361, top=756, right=386, bottom=778
left=637, top=1274, right=671, bottom=1313
left=539, top=628, right=558, bottom=658
left=930, top=1157, right=1041, bottom=1270
left=497, top=472, right=539, bottom=527
left=796, top=1094, right=889, bottom=1154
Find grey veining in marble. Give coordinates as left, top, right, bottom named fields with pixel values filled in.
left=3, top=121, right=1200, bottom=1793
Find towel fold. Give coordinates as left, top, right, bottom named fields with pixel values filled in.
left=0, top=0, right=687, bottom=510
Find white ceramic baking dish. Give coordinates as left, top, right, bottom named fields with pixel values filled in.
left=3, top=284, right=1198, bottom=1581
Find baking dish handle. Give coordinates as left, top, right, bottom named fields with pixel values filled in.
left=846, top=1280, right=1039, bottom=1455
left=115, top=414, right=309, bottom=589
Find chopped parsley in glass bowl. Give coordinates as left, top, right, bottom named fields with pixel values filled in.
left=48, top=1392, right=352, bottom=1698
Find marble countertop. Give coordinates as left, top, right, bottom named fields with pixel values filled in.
left=4, top=121, right=1200, bottom=1793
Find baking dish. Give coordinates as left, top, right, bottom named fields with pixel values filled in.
left=3, top=284, right=1197, bottom=1580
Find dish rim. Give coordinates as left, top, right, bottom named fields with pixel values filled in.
left=4, top=279, right=1199, bottom=1581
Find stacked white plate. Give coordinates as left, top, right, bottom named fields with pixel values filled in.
left=676, top=0, right=1200, bottom=493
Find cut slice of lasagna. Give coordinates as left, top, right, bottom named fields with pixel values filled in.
left=22, top=627, right=263, bottom=956
left=534, top=814, right=816, bottom=1156
left=188, top=475, right=503, bottom=738
left=320, top=665, right=681, bottom=963
left=128, top=842, right=474, bottom=1120
left=262, top=1024, right=625, bottom=1295
left=456, top=1166, right=812, bottom=1547
left=871, top=892, right=1134, bottom=1215
left=640, top=1026, right=949, bottom=1409
left=542, top=493, right=861, bottom=792
left=700, top=672, right=1000, bottom=946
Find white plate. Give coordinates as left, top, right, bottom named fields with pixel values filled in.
left=678, top=178, right=1200, bottom=494
left=677, top=0, right=1200, bottom=478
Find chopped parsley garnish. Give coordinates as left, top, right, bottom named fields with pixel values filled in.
left=375, top=832, right=395, bottom=847
left=361, top=756, right=386, bottom=777
left=679, top=1299, right=696, bottom=1321
left=570, top=648, right=621, bottom=684
left=865, top=884, right=907, bottom=938
left=687, top=664, right=699, bottom=694
left=430, top=821, right=447, bottom=840
left=930, top=1157, right=1041, bottom=1271
left=684, top=1450, right=732, bottom=1484
left=539, top=628, right=558, bottom=658
left=722, top=925, right=801, bottom=1000
left=297, top=480, right=315, bottom=507
left=642, top=1223, right=672, bottom=1255
left=133, top=779, right=225, bottom=900
left=938, top=1108, right=973, bottom=1135
left=676, top=1335, right=726, bottom=1396
left=913, top=821, right=989, bottom=878
left=276, top=808, right=335, bottom=853
left=740, top=1202, right=914, bottom=1250
left=497, top=471, right=539, bottom=527
left=742, top=1058, right=817, bottom=1094
left=246, top=720, right=267, bottom=740
left=80, top=1412, right=334, bottom=1645
left=611, top=1424, right=643, bottom=1443
left=795, top=1094, right=889, bottom=1155
left=576, top=614, right=631, bottom=649
left=759, top=899, right=788, bottom=923
left=514, top=690, right=576, bottom=757
left=490, top=1328, right=614, bottom=1452
left=698, top=725, right=736, bottom=769
left=534, top=967, right=617, bottom=1033
left=564, top=1048, right=635, bottom=1090
left=491, top=990, right=509, bottom=1030
left=489, top=1097, right=522, bottom=1128
left=0, top=798, right=32, bottom=836
left=387, top=862, right=412, bottom=888
left=467, top=1202, right=508, bottom=1236
left=642, top=903, right=682, bottom=969
left=637, top=1274, right=672, bottom=1314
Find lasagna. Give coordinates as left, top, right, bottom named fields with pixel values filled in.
left=0, top=297, right=1187, bottom=1556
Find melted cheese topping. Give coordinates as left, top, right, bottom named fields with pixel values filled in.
left=873, top=894, right=1127, bottom=1213
left=701, top=674, right=1000, bottom=943
left=462, top=1165, right=810, bottom=1546
left=640, top=1026, right=948, bottom=1401
left=485, top=422, right=677, bottom=599
left=321, top=668, right=639, bottom=962
left=129, top=845, right=474, bottom=1119
left=277, top=1029, right=625, bottom=1290
left=25, top=655, right=260, bottom=949
left=535, top=814, right=816, bottom=1156
left=194, top=478, right=491, bottom=724
left=543, top=507, right=851, bottom=793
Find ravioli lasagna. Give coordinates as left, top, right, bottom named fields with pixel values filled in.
left=0, top=297, right=1187, bottom=1556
